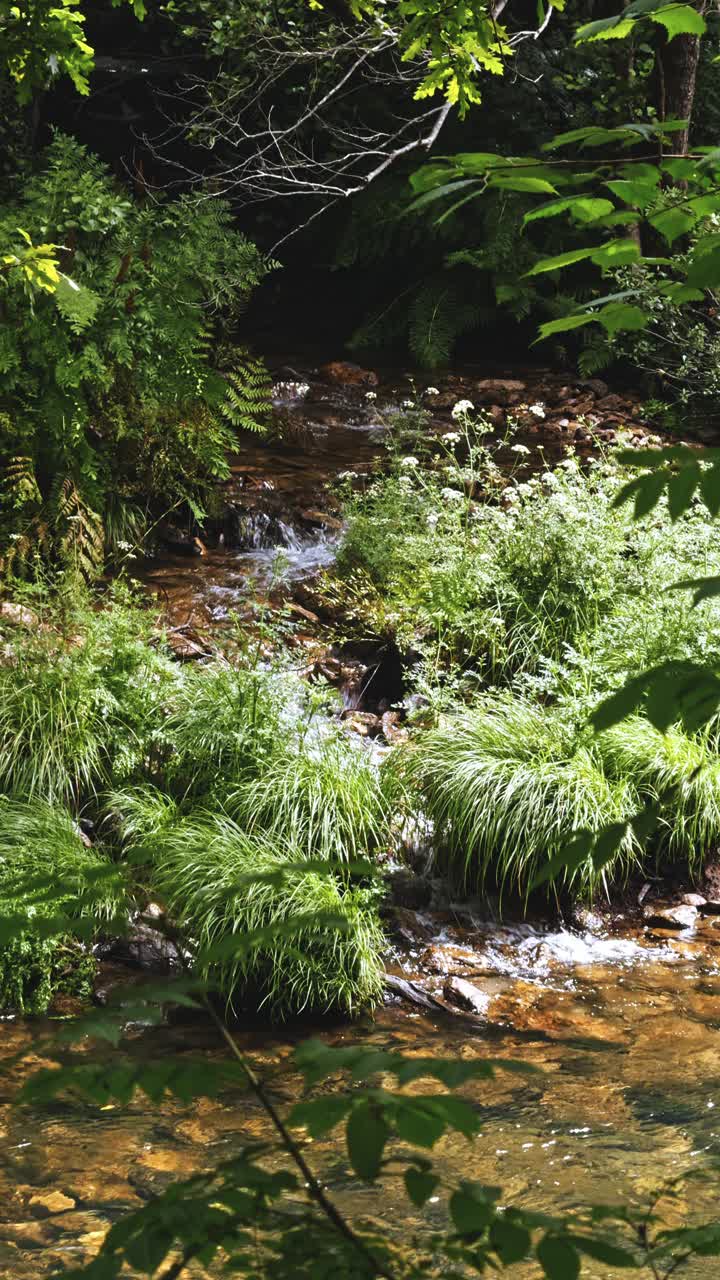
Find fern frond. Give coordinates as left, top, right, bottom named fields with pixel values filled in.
left=51, top=477, right=105, bottom=581
left=217, top=345, right=272, bottom=434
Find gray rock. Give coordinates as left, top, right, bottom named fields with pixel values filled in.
left=643, top=903, right=697, bottom=931
left=442, top=976, right=491, bottom=1016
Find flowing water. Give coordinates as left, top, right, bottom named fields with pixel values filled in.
left=2, top=916, right=720, bottom=1277
left=2, top=360, right=715, bottom=1278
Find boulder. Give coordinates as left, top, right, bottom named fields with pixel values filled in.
left=343, top=710, right=382, bottom=737
left=388, top=869, right=432, bottom=911
left=320, top=361, right=379, bottom=387
left=596, top=393, right=631, bottom=416
left=381, top=710, right=409, bottom=744
left=443, top=975, right=491, bottom=1016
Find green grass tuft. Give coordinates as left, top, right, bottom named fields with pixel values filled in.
left=136, top=810, right=385, bottom=1018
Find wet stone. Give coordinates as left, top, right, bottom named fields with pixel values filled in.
left=28, top=1191, right=76, bottom=1218
left=643, top=903, right=698, bottom=931
left=443, top=976, right=491, bottom=1016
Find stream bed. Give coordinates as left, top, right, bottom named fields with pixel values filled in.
left=2, top=915, right=720, bottom=1278
left=2, top=358, right=715, bottom=1278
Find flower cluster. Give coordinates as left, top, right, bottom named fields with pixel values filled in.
left=451, top=399, right=474, bottom=420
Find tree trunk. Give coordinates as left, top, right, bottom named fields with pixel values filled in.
left=658, top=33, right=701, bottom=154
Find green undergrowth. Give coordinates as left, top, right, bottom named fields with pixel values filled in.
left=330, top=407, right=720, bottom=895
left=0, top=580, right=389, bottom=1016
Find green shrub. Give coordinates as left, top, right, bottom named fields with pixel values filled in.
left=0, top=798, right=126, bottom=1012
left=333, top=444, right=720, bottom=697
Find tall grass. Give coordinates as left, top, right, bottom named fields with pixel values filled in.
left=0, top=798, right=126, bottom=1011
left=0, top=582, right=176, bottom=803
left=599, top=718, right=720, bottom=873
left=226, top=733, right=389, bottom=862
left=404, top=697, right=640, bottom=895
left=136, top=809, right=384, bottom=1018
left=163, top=662, right=289, bottom=795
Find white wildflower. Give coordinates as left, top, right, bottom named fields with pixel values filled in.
left=401, top=398, right=415, bottom=409
left=426, top=512, right=440, bottom=529
left=529, top=402, right=546, bottom=418
left=117, top=539, right=133, bottom=551
left=365, top=390, right=377, bottom=402
left=338, top=469, right=358, bottom=480
left=451, top=398, right=474, bottom=420
left=516, top=482, right=534, bottom=497
left=424, top=386, right=440, bottom=396
left=440, top=487, right=464, bottom=503
left=400, top=456, right=419, bottom=468
left=442, top=431, right=461, bottom=444
left=510, top=443, right=531, bottom=455
left=559, top=457, right=579, bottom=473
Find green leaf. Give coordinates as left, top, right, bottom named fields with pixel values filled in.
left=686, top=247, right=720, bottom=288
left=605, top=178, right=659, bottom=207
left=668, top=575, right=720, bottom=606
left=570, top=1235, right=638, bottom=1266
left=404, top=1167, right=440, bottom=1206
left=524, top=197, right=614, bottom=225
left=596, top=302, right=647, bottom=335
left=667, top=464, right=701, bottom=519
left=346, top=1101, right=389, bottom=1181
left=491, top=1218, right=532, bottom=1264
left=650, top=206, right=697, bottom=243
left=576, top=15, right=636, bottom=41
left=526, top=247, right=599, bottom=275
left=536, top=314, right=596, bottom=340
left=288, top=1096, right=352, bottom=1137
left=537, top=1234, right=581, bottom=1280
left=488, top=174, right=558, bottom=194
left=650, top=4, right=705, bottom=37
left=450, top=1184, right=498, bottom=1234
left=395, top=1102, right=447, bottom=1148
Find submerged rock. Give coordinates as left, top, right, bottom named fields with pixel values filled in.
left=29, top=1191, right=76, bottom=1218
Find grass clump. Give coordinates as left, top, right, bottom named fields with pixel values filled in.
left=0, top=798, right=126, bottom=1012
left=0, top=580, right=176, bottom=804
left=119, top=803, right=384, bottom=1018
left=403, top=696, right=640, bottom=896
left=226, top=735, right=389, bottom=862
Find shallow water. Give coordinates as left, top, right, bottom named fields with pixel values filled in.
left=2, top=915, right=720, bottom=1277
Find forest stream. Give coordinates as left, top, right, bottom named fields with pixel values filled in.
left=1, top=362, right=718, bottom=1279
